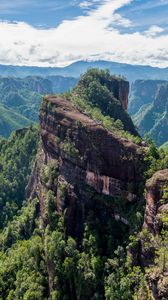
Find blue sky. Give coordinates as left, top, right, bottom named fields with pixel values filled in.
left=0, top=0, right=167, bottom=31
left=0, top=0, right=83, bottom=28
left=118, top=0, right=168, bottom=32
left=0, top=0, right=167, bottom=67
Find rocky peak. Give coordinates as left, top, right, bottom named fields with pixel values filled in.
left=140, top=169, right=168, bottom=300
left=110, top=77, right=129, bottom=110
left=73, top=69, right=137, bottom=135
left=143, top=169, right=168, bottom=235
left=27, top=94, right=146, bottom=237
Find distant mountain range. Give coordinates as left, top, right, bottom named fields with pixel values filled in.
left=1, top=62, right=168, bottom=144
left=0, top=60, right=168, bottom=82
left=129, top=79, right=168, bottom=146
left=0, top=75, right=77, bottom=137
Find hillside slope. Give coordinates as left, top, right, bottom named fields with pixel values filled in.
left=0, top=104, right=33, bottom=137
left=129, top=80, right=168, bottom=146
left=0, top=75, right=77, bottom=137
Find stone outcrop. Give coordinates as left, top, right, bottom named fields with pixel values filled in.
left=75, top=71, right=137, bottom=135
left=27, top=95, right=146, bottom=237
left=140, top=169, right=168, bottom=300
left=143, top=169, right=168, bottom=235
left=154, top=84, right=168, bottom=110
left=111, top=77, right=129, bottom=110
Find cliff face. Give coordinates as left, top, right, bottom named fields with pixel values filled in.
left=25, top=71, right=150, bottom=298
left=154, top=85, right=168, bottom=110
left=2, top=69, right=168, bottom=300
left=129, top=80, right=166, bottom=115
left=129, top=80, right=168, bottom=146
left=27, top=95, right=146, bottom=236
left=143, top=169, right=168, bottom=235
left=140, top=169, right=168, bottom=300
left=110, top=78, right=129, bottom=111
left=74, top=70, right=137, bottom=135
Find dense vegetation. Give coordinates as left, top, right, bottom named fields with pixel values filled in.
left=1, top=155, right=168, bottom=300
left=160, top=141, right=168, bottom=151
left=62, top=69, right=139, bottom=141
left=0, top=76, right=77, bottom=137
left=0, top=126, right=39, bottom=229
left=0, top=69, right=168, bottom=299
left=0, top=104, right=32, bottom=137
left=0, top=193, right=148, bottom=299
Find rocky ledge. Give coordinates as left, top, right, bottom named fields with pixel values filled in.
left=27, top=95, right=146, bottom=236
left=143, top=169, right=168, bottom=235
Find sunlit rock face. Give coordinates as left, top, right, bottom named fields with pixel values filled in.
left=140, top=169, right=168, bottom=300
left=143, top=169, right=168, bottom=235
left=27, top=94, right=146, bottom=238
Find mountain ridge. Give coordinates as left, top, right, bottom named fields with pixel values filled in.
left=0, top=75, right=78, bottom=137
left=0, top=69, right=168, bottom=299
left=129, top=79, right=168, bottom=146
left=0, top=60, right=168, bottom=81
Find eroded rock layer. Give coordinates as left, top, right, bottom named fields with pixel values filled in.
left=143, top=169, right=168, bottom=235
left=27, top=95, right=146, bottom=237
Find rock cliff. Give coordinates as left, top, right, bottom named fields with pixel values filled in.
left=110, top=78, right=129, bottom=111
left=129, top=80, right=168, bottom=146
left=143, top=169, right=168, bottom=235
left=73, top=69, right=137, bottom=135
left=27, top=94, right=146, bottom=237
left=129, top=80, right=167, bottom=115
left=140, top=169, right=168, bottom=300
left=1, top=69, right=168, bottom=300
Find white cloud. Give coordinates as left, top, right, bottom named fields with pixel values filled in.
left=0, top=0, right=167, bottom=67
left=79, top=0, right=101, bottom=9
left=144, top=25, right=165, bottom=37
left=79, top=1, right=93, bottom=8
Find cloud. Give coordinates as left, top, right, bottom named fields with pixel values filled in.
left=79, top=0, right=101, bottom=9
left=145, top=25, right=165, bottom=37
left=0, top=0, right=167, bottom=68
left=79, top=1, right=93, bottom=8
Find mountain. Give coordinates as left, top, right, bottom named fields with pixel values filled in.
left=0, top=104, right=33, bottom=137
left=0, top=60, right=168, bottom=81
left=1, top=62, right=168, bottom=139
left=47, top=75, right=78, bottom=93
left=69, top=68, right=137, bottom=135
left=129, top=80, right=168, bottom=146
left=0, top=69, right=168, bottom=299
left=0, top=75, right=77, bottom=137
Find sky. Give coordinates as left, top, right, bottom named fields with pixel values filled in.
left=0, top=0, right=167, bottom=67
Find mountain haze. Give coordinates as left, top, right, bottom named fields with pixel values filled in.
left=0, top=60, right=168, bottom=82
left=0, top=75, right=77, bottom=137
left=129, top=80, right=168, bottom=146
